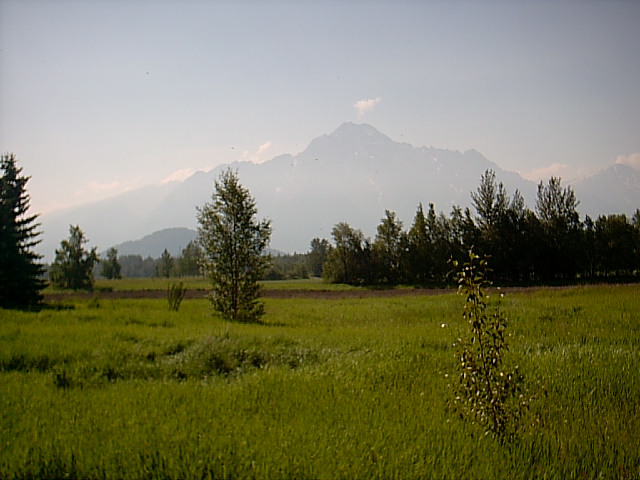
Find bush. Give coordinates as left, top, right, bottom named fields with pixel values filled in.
left=167, top=282, right=187, bottom=311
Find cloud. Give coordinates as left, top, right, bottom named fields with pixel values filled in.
left=161, top=167, right=201, bottom=184
left=615, top=152, right=640, bottom=170
left=77, top=181, right=125, bottom=195
left=354, top=97, right=381, bottom=119
left=244, top=141, right=274, bottom=164
left=521, top=163, right=572, bottom=182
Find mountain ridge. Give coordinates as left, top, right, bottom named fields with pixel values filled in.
left=38, top=122, right=639, bottom=261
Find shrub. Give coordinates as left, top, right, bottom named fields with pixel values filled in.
left=167, top=282, right=187, bottom=311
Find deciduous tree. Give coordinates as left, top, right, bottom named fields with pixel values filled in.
left=50, top=225, right=98, bottom=290
left=323, top=222, right=372, bottom=285
left=535, top=177, right=582, bottom=280
left=307, top=237, right=330, bottom=277
left=197, top=169, right=272, bottom=322
left=373, top=210, right=405, bottom=284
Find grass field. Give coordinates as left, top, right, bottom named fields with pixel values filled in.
left=1, top=282, right=639, bottom=479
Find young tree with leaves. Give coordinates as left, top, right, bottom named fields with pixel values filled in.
left=450, top=251, right=529, bottom=441
left=49, top=225, right=98, bottom=290
left=197, top=169, right=272, bottom=322
left=0, top=153, right=46, bottom=308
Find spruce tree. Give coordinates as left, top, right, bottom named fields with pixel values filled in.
left=0, top=153, right=46, bottom=308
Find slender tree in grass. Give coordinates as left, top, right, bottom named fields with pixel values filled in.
left=197, top=168, right=272, bottom=322
left=50, top=225, right=98, bottom=290
left=0, top=153, right=46, bottom=308
left=450, top=251, right=529, bottom=442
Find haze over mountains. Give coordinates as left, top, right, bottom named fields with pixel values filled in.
left=38, top=123, right=640, bottom=261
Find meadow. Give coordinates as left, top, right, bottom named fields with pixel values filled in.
left=1, top=282, right=639, bottom=479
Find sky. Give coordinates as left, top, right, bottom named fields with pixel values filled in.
left=1, top=0, right=639, bottom=216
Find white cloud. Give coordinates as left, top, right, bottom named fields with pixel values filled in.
left=244, top=141, right=274, bottom=164
left=73, top=180, right=128, bottom=198
left=161, top=167, right=201, bottom=184
left=615, top=152, right=640, bottom=170
left=521, top=163, right=571, bottom=182
left=354, top=97, right=381, bottom=119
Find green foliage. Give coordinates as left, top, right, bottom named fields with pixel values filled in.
left=307, top=237, right=330, bottom=277
left=100, top=247, right=122, bottom=280
left=0, top=153, right=46, bottom=308
left=167, top=281, right=186, bottom=311
left=0, top=286, right=639, bottom=478
left=319, top=169, right=640, bottom=287
left=373, top=209, right=405, bottom=284
left=323, top=222, right=373, bottom=285
left=265, top=252, right=310, bottom=280
left=535, top=177, right=582, bottom=279
left=197, top=168, right=272, bottom=322
left=450, top=251, right=529, bottom=441
left=175, top=240, right=202, bottom=277
left=118, top=254, right=158, bottom=278
left=50, top=225, right=99, bottom=290
left=155, top=248, right=174, bottom=278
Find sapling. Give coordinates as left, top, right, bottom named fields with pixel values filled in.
left=449, top=251, right=529, bottom=442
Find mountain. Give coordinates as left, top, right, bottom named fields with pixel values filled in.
left=38, top=122, right=638, bottom=261
left=570, top=164, right=640, bottom=218
left=105, top=227, right=285, bottom=259
left=108, top=227, right=197, bottom=259
left=41, top=182, right=180, bottom=262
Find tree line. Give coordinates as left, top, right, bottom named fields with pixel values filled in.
left=2, top=151, right=639, bottom=312
left=315, top=170, right=640, bottom=285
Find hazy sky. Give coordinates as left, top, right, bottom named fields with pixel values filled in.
left=1, top=0, right=639, bottom=215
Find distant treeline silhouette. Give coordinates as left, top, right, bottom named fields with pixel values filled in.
left=97, top=170, right=639, bottom=286
left=315, top=170, right=640, bottom=286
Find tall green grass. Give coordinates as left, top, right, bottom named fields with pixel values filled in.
left=1, top=285, right=639, bottom=479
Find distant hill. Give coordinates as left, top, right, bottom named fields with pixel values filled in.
left=106, top=227, right=285, bottom=259
left=39, top=122, right=639, bottom=261
left=108, top=227, right=197, bottom=259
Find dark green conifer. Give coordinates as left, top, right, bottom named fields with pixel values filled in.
left=0, top=153, right=46, bottom=309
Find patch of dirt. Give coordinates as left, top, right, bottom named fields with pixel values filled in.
left=41, top=283, right=627, bottom=303
left=43, top=287, right=461, bottom=302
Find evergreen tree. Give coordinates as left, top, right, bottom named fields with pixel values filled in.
left=197, top=169, right=272, bottom=322
left=0, top=153, right=46, bottom=308
left=50, top=225, right=98, bottom=290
